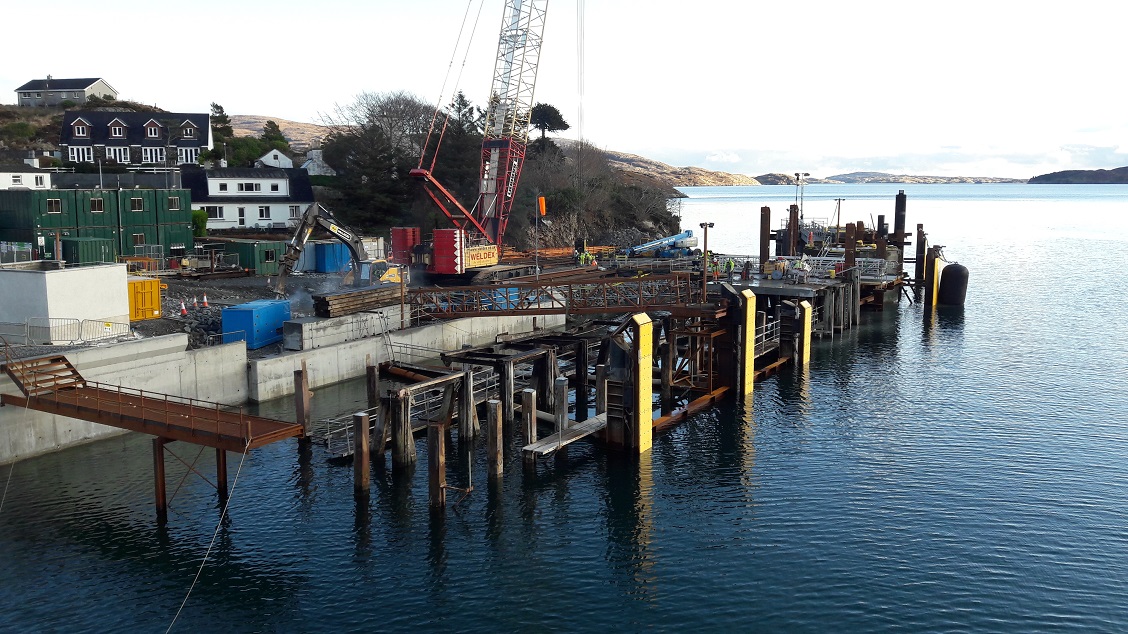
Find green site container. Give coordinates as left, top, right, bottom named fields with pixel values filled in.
left=60, top=237, right=117, bottom=265
left=155, top=190, right=192, bottom=225
left=158, top=223, right=194, bottom=256
left=222, top=239, right=283, bottom=276
left=118, top=190, right=157, bottom=227
left=0, top=226, right=78, bottom=260
left=74, top=190, right=119, bottom=228
left=0, top=190, right=78, bottom=230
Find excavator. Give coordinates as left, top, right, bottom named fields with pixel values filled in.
left=274, top=203, right=401, bottom=297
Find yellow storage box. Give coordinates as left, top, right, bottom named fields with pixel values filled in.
left=128, top=276, right=165, bottom=321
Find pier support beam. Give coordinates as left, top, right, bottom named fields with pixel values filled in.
left=366, top=359, right=378, bottom=408
left=460, top=369, right=477, bottom=440
left=740, top=290, right=757, bottom=397
left=574, top=341, right=590, bottom=421
left=428, top=422, right=446, bottom=510
left=628, top=314, right=654, bottom=455
left=153, top=437, right=168, bottom=525
left=759, top=207, right=771, bottom=272
left=915, top=224, right=927, bottom=290
left=797, top=300, right=813, bottom=366
left=595, top=363, right=607, bottom=416
left=216, top=448, right=228, bottom=503
left=500, top=361, right=516, bottom=426
left=353, top=412, right=370, bottom=497
left=521, top=388, right=537, bottom=467
left=294, top=360, right=312, bottom=437
left=391, top=390, right=416, bottom=472
left=553, top=376, right=569, bottom=434
left=924, top=246, right=940, bottom=308
left=373, top=396, right=389, bottom=461
left=487, top=399, right=503, bottom=477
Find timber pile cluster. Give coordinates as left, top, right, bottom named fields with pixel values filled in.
left=313, top=285, right=402, bottom=318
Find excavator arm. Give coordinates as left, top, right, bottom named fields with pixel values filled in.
left=274, top=203, right=371, bottom=296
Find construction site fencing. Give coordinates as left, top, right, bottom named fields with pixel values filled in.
left=0, top=242, right=35, bottom=264
left=205, top=330, right=247, bottom=347
left=25, top=318, right=132, bottom=345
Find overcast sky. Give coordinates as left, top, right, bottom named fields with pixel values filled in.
left=5, top=0, right=1123, bottom=179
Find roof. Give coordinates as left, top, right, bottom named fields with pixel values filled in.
left=60, top=111, right=210, bottom=147
left=0, top=164, right=45, bottom=173
left=180, top=166, right=315, bottom=204
left=16, top=78, right=106, bottom=92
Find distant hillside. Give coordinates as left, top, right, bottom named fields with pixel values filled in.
left=1029, top=166, right=1128, bottom=184
left=229, top=115, right=329, bottom=150
left=599, top=148, right=760, bottom=187
left=824, top=171, right=1024, bottom=184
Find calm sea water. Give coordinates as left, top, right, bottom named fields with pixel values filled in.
left=3, top=184, right=1128, bottom=632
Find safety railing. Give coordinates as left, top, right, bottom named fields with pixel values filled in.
left=754, top=320, right=781, bottom=357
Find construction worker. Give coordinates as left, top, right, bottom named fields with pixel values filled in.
left=724, top=258, right=735, bottom=278
left=711, top=256, right=720, bottom=281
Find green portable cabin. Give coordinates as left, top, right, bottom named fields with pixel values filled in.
left=0, top=190, right=79, bottom=230
left=222, top=239, right=283, bottom=276
left=0, top=226, right=78, bottom=260
left=154, top=190, right=192, bottom=225
left=60, top=237, right=117, bottom=265
left=74, top=190, right=120, bottom=228
left=120, top=225, right=160, bottom=256
left=117, top=189, right=158, bottom=227
left=158, top=223, right=194, bottom=257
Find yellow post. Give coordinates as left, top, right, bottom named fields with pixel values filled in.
left=741, top=290, right=757, bottom=396
left=630, top=313, right=654, bottom=454
left=797, top=300, right=813, bottom=366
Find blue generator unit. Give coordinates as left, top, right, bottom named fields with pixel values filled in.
left=221, top=299, right=292, bottom=349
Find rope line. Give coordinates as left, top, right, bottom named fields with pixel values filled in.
left=165, top=444, right=251, bottom=633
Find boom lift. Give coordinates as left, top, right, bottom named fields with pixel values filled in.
left=274, top=203, right=400, bottom=296
left=623, top=230, right=700, bottom=258
left=400, top=0, right=549, bottom=276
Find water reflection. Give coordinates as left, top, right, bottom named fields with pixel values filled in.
left=601, top=452, right=657, bottom=602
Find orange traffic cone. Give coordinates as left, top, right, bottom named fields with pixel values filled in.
left=193, top=296, right=199, bottom=309
left=202, top=294, right=209, bottom=308
left=180, top=301, right=188, bottom=316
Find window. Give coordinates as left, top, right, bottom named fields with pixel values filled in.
left=68, top=146, right=93, bottom=163
left=204, top=205, right=223, bottom=219
left=73, top=125, right=88, bottom=137
left=105, top=146, right=130, bottom=163
left=146, top=126, right=160, bottom=138
left=219, top=183, right=228, bottom=192
left=177, top=147, right=199, bottom=164
left=11, top=176, right=21, bottom=186
left=272, top=154, right=279, bottom=161
left=91, top=198, right=104, bottom=213
left=131, top=197, right=144, bottom=212
left=258, top=206, right=270, bottom=219
left=47, top=198, right=62, bottom=214
left=264, top=250, right=277, bottom=263
left=142, top=147, right=165, bottom=164
left=238, top=182, right=261, bottom=192
left=35, top=93, right=42, bottom=98
left=168, top=196, right=180, bottom=211
left=132, top=233, right=146, bottom=246
left=34, top=176, right=44, bottom=187
left=110, top=126, right=124, bottom=137
left=270, top=183, right=279, bottom=192
left=289, top=205, right=301, bottom=219
left=182, top=127, right=195, bottom=138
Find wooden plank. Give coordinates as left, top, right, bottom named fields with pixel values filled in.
left=522, top=413, right=607, bottom=457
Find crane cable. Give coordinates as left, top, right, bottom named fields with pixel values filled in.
left=419, top=0, right=489, bottom=171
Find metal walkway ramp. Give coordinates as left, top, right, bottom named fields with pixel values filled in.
left=2, top=355, right=303, bottom=452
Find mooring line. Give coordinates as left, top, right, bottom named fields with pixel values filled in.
left=166, top=443, right=251, bottom=633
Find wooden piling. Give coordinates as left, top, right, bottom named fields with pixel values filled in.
left=486, top=399, right=503, bottom=477
left=553, top=376, right=569, bottom=434
left=428, top=422, right=446, bottom=509
left=391, top=390, right=416, bottom=471
left=521, top=388, right=536, bottom=467
left=372, top=397, right=389, bottom=460
left=915, top=224, right=927, bottom=289
left=460, top=369, right=477, bottom=440
left=153, top=437, right=167, bottom=525
left=844, top=223, right=857, bottom=271
left=293, top=361, right=312, bottom=437
left=353, top=412, right=370, bottom=496
left=788, top=204, right=800, bottom=256
left=759, top=206, right=771, bottom=271
left=365, top=359, right=378, bottom=409
left=500, top=360, right=516, bottom=426
left=595, top=363, right=607, bottom=416
left=574, top=340, right=590, bottom=421
left=216, top=447, right=228, bottom=503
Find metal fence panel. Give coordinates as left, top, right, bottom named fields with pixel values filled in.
left=0, top=321, right=28, bottom=345
left=27, top=317, right=81, bottom=345
left=80, top=320, right=131, bottom=342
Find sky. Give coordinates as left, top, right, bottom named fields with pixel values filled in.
left=5, top=0, right=1124, bottom=180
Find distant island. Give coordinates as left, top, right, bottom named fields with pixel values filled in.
left=756, top=172, right=1025, bottom=185
left=1028, top=166, right=1128, bottom=184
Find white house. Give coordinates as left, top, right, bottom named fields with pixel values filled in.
left=181, top=166, right=315, bottom=230
left=0, top=165, right=51, bottom=190
left=300, top=149, right=337, bottom=176
left=255, top=150, right=293, bottom=169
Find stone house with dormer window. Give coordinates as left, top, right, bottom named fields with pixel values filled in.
left=59, top=111, right=211, bottom=167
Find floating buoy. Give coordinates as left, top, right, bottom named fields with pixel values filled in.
left=938, top=262, right=969, bottom=306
